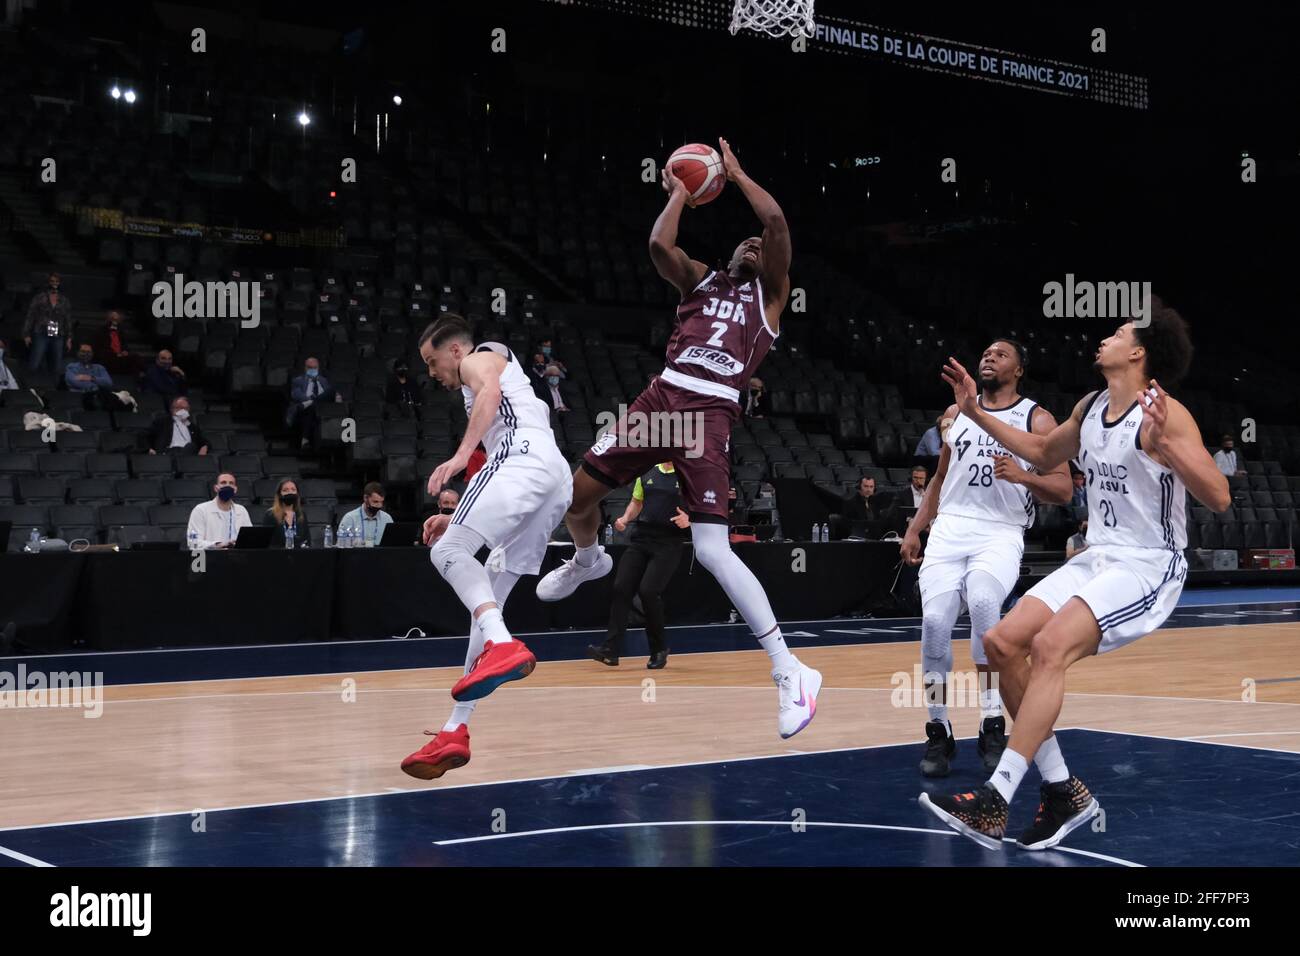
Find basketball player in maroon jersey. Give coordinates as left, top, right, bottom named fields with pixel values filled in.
left=537, top=138, right=823, bottom=738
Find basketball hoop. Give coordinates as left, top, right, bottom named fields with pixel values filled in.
left=728, top=0, right=816, bottom=39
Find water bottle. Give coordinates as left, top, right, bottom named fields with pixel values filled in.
left=187, top=528, right=199, bottom=551
left=323, top=526, right=334, bottom=549
left=811, top=523, right=820, bottom=543
left=820, top=522, right=829, bottom=543
left=604, top=522, right=613, bottom=546
left=284, top=524, right=296, bottom=550
left=26, top=527, right=41, bottom=553
left=341, top=527, right=353, bottom=549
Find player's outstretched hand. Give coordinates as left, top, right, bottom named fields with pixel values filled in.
left=940, top=356, right=978, bottom=415
left=427, top=451, right=469, bottom=497
left=719, top=137, right=744, bottom=181
left=422, top=513, right=450, bottom=546
left=670, top=507, right=690, bottom=529
left=661, top=165, right=693, bottom=206
left=1141, top=379, right=1168, bottom=449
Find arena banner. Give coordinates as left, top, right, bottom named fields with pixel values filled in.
left=811, top=14, right=1148, bottom=109
left=70, top=205, right=345, bottom=248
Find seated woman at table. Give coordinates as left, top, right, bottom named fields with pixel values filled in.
left=263, top=477, right=312, bottom=548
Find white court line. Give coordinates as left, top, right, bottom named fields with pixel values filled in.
left=431, top=819, right=1143, bottom=868
left=1178, top=731, right=1300, bottom=740
left=1066, top=691, right=1300, bottom=707
left=1065, top=726, right=1300, bottom=756
left=0, top=844, right=55, bottom=867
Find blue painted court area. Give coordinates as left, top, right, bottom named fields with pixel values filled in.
left=4, top=592, right=1299, bottom=687
left=2, top=730, right=1296, bottom=867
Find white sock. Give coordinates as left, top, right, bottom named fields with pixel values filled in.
left=980, top=684, right=1002, bottom=719
left=988, top=749, right=1028, bottom=803
left=574, top=542, right=601, bottom=567
left=475, top=607, right=512, bottom=646
left=759, top=628, right=796, bottom=672
left=442, top=705, right=474, bottom=732
left=1034, top=735, right=1070, bottom=784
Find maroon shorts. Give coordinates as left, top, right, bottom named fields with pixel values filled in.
left=582, top=377, right=736, bottom=523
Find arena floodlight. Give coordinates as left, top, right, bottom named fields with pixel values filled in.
left=124, top=89, right=137, bottom=104
left=110, top=85, right=121, bottom=99
left=392, top=95, right=403, bottom=106
left=298, top=112, right=311, bottom=127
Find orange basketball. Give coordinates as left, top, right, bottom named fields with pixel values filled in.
left=667, top=142, right=726, bottom=206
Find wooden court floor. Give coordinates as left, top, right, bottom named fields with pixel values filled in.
left=3, top=622, right=1298, bottom=830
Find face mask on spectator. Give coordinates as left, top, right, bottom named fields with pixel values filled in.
left=78, top=351, right=92, bottom=363
left=439, top=506, right=456, bottom=515
left=546, top=375, right=560, bottom=386
left=217, top=486, right=236, bottom=502
left=281, top=493, right=298, bottom=506
left=159, top=357, right=172, bottom=369
left=364, top=503, right=380, bottom=516
left=174, top=409, right=189, bottom=421
left=306, top=368, right=320, bottom=379
left=541, top=346, right=552, bottom=357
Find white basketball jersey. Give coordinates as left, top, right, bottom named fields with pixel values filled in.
left=460, top=342, right=554, bottom=455
left=1078, top=391, right=1187, bottom=551
left=938, top=396, right=1039, bottom=529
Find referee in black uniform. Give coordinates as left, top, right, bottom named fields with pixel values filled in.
left=588, top=462, right=690, bottom=669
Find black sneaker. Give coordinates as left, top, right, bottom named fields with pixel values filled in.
left=977, top=715, right=1008, bottom=771
left=919, top=720, right=956, bottom=778
left=1016, top=776, right=1100, bottom=850
left=587, top=643, right=619, bottom=666
left=919, top=783, right=1009, bottom=851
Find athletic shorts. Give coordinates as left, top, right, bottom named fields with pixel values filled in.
left=582, top=377, right=736, bottom=523
left=445, top=426, right=573, bottom=576
left=1024, top=545, right=1187, bottom=654
left=918, top=512, right=1025, bottom=603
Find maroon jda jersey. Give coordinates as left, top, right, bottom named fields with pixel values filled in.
left=662, top=269, right=778, bottom=408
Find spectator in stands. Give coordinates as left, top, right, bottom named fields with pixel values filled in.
left=1066, top=519, right=1089, bottom=560
left=844, top=476, right=891, bottom=520
left=536, top=337, right=567, bottom=376
left=914, top=415, right=943, bottom=472
left=149, top=396, right=209, bottom=455
left=22, top=272, right=73, bottom=376
left=337, top=481, right=392, bottom=547
left=385, top=358, right=419, bottom=409
left=65, top=345, right=128, bottom=413
left=744, top=376, right=770, bottom=418
left=139, top=349, right=188, bottom=410
left=92, top=310, right=138, bottom=376
left=1070, top=469, right=1087, bottom=508
left=907, top=465, right=929, bottom=508
left=437, top=488, right=460, bottom=515
left=1214, top=434, right=1246, bottom=477
left=287, top=356, right=337, bottom=450
left=262, top=478, right=311, bottom=548
left=187, top=472, right=251, bottom=549
left=528, top=351, right=549, bottom=383
left=533, top=363, right=574, bottom=413
left=0, top=337, right=21, bottom=392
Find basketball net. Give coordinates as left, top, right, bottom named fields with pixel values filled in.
left=728, top=0, right=816, bottom=38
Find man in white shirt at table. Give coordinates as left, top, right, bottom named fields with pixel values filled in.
left=186, top=473, right=252, bottom=549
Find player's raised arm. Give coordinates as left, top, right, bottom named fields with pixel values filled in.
left=719, top=137, right=790, bottom=312
left=1141, top=381, right=1232, bottom=512
left=991, top=408, right=1075, bottom=504
left=941, top=356, right=1082, bottom=471
left=649, top=166, right=709, bottom=296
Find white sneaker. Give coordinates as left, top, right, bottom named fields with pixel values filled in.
left=775, top=662, right=822, bottom=739
left=535, top=547, right=613, bottom=601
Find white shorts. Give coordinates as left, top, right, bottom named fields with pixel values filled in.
left=918, top=513, right=1025, bottom=603
left=1024, top=545, right=1187, bottom=654
left=445, top=429, right=573, bottom=576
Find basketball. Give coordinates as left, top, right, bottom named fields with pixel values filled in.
left=667, top=142, right=726, bottom=206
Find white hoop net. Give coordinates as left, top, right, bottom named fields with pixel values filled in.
left=728, top=0, right=816, bottom=38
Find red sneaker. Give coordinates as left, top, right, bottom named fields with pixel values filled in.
left=400, top=724, right=470, bottom=781
left=451, top=639, right=536, bottom=701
